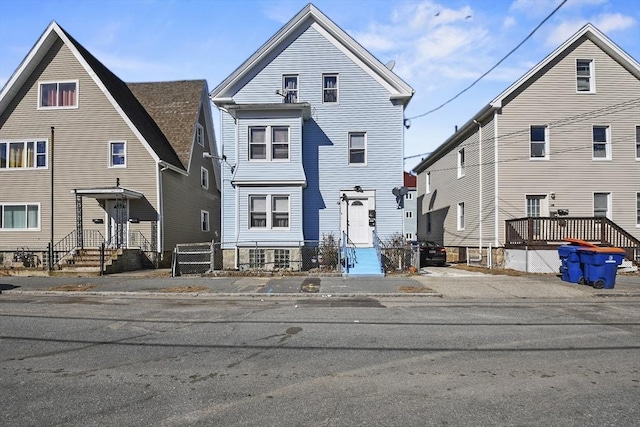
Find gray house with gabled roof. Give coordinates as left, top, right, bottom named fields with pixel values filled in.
left=412, top=24, right=640, bottom=270
left=0, top=21, right=220, bottom=267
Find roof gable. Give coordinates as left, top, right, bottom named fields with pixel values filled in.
left=491, top=23, right=640, bottom=108
left=0, top=21, right=185, bottom=171
left=210, top=3, right=413, bottom=105
left=413, top=23, right=640, bottom=174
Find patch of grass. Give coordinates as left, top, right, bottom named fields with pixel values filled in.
left=49, top=284, right=97, bottom=292
left=398, top=285, right=434, bottom=293
left=159, top=285, right=209, bottom=293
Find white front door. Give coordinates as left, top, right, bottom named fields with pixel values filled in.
left=340, top=193, right=373, bottom=247
left=105, top=199, right=128, bottom=248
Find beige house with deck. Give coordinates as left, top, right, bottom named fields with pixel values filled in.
left=412, top=24, right=640, bottom=270
left=0, top=22, right=221, bottom=268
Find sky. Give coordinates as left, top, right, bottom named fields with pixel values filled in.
left=1, top=0, right=639, bottom=171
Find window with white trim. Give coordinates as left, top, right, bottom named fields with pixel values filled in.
left=405, top=192, right=413, bottom=200
left=249, top=126, right=289, bottom=161
left=249, top=195, right=289, bottom=229
left=196, top=124, right=204, bottom=147
left=405, top=211, right=413, bottom=219
left=635, top=126, right=639, bottom=160
left=593, top=193, right=610, bottom=219
left=405, top=233, right=414, bottom=241
left=201, top=210, right=210, bottom=232
left=39, top=80, right=78, bottom=108
left=201, top=166, right=209, bottom=189
left=457, top=148, right=465, bottom=178
left=457, top=202, right=465, bottom=230
left=283, top=75, right=298, bottom=103
left=425, top=172, right=431, bottom=194
left=323, top=74, right=338, bottom=103
left=530, top=125, right=548, bottom=159
left=348, top=132, right=366, bottom=165
left=0, top=203, right=40, bottom=230
left=109, top=141, right=126, bottom=167
left=592, top=126, right=610, bottom=159
left=576, top=59, right=594, bottom=93
left=0, top=140, right=47, bottom=169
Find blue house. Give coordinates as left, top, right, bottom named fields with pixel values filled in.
left=210, top=3, right=414, bottom=273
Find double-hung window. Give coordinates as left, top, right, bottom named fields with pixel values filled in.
left=201, top=210, right=210, bottom=232
left=530, top=125, right=548, bottom=159
left=109, top=141, right=126, bottom=167
left=249, top=126, right=289, bottom=161
left=348, top=132, right=366, bottom=165
left=323, top=74, right=338, bottom=103
left=249, top=195, right=289, bottom=229
left=201, top=166, right=209, bottom=189
left=405, top=211, right=413, bottom=219
left=196, top=124, right=204, bottom=147
left=457, top=148, right=465, bottom=178
left=576, top=59, right=594, bottom=93
left=39, top=80, right=78, bottom=108
left=283, top=75, right=298, bottom=103
left=0, top=203, right=40, bottom=230
left=592, top=126, right=610, bottom=159
left=0, top=140, right=47, bottom=169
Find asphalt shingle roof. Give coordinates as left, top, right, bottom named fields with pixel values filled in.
left=59, top=26, right=188, bottom=170
left=127, top=80, right=204, bottom=170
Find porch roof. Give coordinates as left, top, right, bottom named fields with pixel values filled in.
left=71, top=187, right=144, bottom=200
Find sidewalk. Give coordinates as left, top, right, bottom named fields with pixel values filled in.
left=1, top=266, right=638, bottom=299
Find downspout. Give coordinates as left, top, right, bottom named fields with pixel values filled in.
left=494, top=110, right=499, bottom=247
left=157, top=163, right=167, bottom=257
left=474, top=119, right=482, bottom=252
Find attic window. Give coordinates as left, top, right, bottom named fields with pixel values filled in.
left=576, top=59, right=594, bottom=93
left=196, top=124, right=204, bottom=147
left=39, top=81, right=78, bottom=108
left=282, top=75, right=298, bottom=103
left=323, top=74, right=338, bottom=103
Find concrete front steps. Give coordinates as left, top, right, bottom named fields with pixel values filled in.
left=57, top=248, right=150, bottom=274
left=346, top=247, right=384, bottom=277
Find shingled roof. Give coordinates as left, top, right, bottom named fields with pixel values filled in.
left=127, top=80, right=204, bottom=169
left=58, top=24, right=187, bottom=170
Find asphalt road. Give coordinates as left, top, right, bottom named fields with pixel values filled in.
left=1, top=294, right=639, bottom=426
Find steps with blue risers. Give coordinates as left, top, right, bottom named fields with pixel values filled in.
left=346, top=247, right=384, bottom=277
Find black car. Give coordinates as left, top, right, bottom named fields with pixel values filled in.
left=418, top=241, right=447, bottom=267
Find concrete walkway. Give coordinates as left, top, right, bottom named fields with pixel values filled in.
left=1, top=266, right=638, bottom=299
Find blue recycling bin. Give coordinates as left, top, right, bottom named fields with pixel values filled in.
left=558, top=245, right=584, bottom=284
left=579, top=248, right=625, bottom=289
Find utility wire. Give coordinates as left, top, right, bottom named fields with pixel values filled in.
left=405, top=97, right=640, bottom=161
left=406, top=0, right=568, bottom=121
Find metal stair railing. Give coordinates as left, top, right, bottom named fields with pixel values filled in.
left=373, top=230, right=384, bottom=273
left=341, top=231, right=357, bottom=273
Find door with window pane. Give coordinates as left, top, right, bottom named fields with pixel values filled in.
left=526, top=195, right=547, bottom=238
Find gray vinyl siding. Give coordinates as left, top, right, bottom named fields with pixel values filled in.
left=0, top=39, right=159, bottom=249
left=222, top=24, right=405, bottom=245
left=496, top=37, right=640, bottom=242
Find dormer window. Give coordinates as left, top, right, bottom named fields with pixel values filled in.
left=576, top=59, right=594, bottom=93
left=39, top=81, right=78, bottom=108
left=283, top=75, right=298, bottom=103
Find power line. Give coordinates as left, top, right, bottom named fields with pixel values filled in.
left=406, top=0, right=568, bottom=121
left=405, top=97, right=640, bottom=162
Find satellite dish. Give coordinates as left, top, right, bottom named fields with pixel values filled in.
left=392, top=187, right=400, bottom=197
left=392, top=187, right=405, bottom=209
left=385, top=60, right=395, bottom=71
left=399, top=186, right=409, bottom=196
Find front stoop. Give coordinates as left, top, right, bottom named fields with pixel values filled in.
left=346, top=248, right=384, bottom=277
left=59, top=248, right=144, bottom=274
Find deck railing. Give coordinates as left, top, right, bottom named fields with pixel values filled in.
left=505, top=217, right=639, bottom=262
